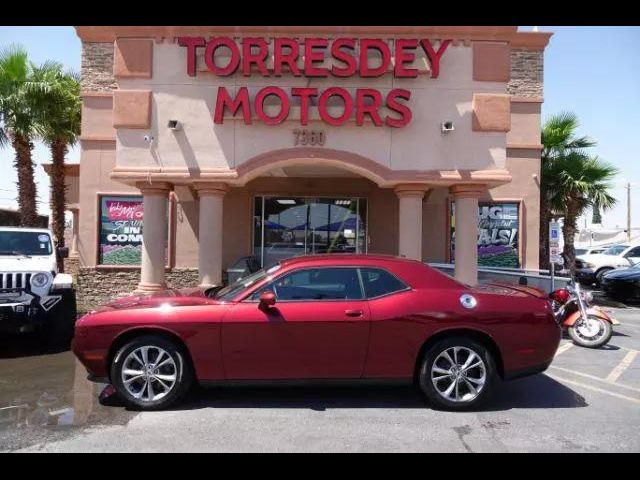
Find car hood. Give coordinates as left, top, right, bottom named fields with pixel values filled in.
left=0, top=255, right=55, bottom=273
left=474, top=282, right=549, bottom=299
left=94, top=287, right=223, bottom=312
left=603, top=268, right=640, bottom=280
left=578, top=253, right=621, bottom=263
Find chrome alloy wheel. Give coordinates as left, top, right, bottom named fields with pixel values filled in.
left=431, top=346, right=486, bottom=403
left=575, top=317, right=606, bottom=341
left=121, top=346, right=177, bottom=402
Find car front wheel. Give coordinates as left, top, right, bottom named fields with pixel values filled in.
left=418, top=337, right=497, bottom=411
left=595, top=268, right=613, bottom=286
left=110, top=335, right=193, bottom=410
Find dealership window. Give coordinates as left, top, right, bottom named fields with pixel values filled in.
left=253, top=196, right=367, bottom=268
left=97, top=195, right=169, bottom=266
left=450, top=202, right=520, bottom=268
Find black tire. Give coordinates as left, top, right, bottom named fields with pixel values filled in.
left=568, top=315, right=613, bottom=348
left=595, top=268, right=613, bottom=286
left=110, top=334, right=193, bottom=410
left=418, top=336, right=497, bottom=411
left=44, top=291, right=77, bottom=352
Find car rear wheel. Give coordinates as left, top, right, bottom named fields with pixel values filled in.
left=418, top=337, right=497, bottom=411
left=111, top=335, right=193, bottom=410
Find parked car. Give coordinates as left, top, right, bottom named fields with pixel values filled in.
left=574, top=245, right=609, bottom=257
left=72, top=254, right=561, bottom=411
left=601, top=263, right=640, bottom=302
left=0, top=227, right=76, bottom=345
left=575, top=243, right=640, bottom=286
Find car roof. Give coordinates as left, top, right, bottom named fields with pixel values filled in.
left=279, top=253, right=423, bottom=267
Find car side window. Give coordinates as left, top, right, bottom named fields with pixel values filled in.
left=251, top=267, right=364, bottom=301
left=624, top=247, right=640, bottom=258
left=359, top=268, right=409, bottom=299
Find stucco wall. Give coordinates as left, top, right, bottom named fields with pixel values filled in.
left=114, top=41, right=507, bottom=174
left=77, top=141, right=138, bottom=267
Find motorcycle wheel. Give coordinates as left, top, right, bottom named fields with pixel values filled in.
left=568, top=315, right=613, bottom=348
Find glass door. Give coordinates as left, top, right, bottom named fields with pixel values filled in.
left=254, top=196, right=367, bottom=268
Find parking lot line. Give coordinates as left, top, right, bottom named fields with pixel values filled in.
left=546, top=373, right=640, bottom=405
left=549, top=365, right=640, bottom=393
left=605, top=350, right=639, bottom=383
left=554, top=342, right=574, bottom=357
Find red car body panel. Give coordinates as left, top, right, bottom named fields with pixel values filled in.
left=72, top=255, right=561, bottom=383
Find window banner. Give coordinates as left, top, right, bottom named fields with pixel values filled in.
left=98, top=195, right=144, bottom=265
left=451, top=202, right=520, bottom=268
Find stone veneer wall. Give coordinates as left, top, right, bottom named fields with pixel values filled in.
left=81, top=42, right=117, bottom=92
left=507, top=49, right=543, bottom=98
left=76, top=268, right=200, bottom=313
left=64, top=256, right=80, bottom=280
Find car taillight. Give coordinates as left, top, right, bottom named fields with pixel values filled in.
left=549, top=288, right=570, bottom=304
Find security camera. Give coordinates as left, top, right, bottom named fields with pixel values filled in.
left=143, top=135, right=154, bottom=143
left=167, top=120, right=181, bottom=131
left=441, top=121, right=455, bottom=133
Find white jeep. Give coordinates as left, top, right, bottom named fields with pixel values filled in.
left=0, top=227, right=76, bottom=342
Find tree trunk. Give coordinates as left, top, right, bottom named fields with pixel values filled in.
left=12, top=135, right=38, bottom=227
left=50, top=139, right=68, bottom=273
left=539, top=191, right=551, bottom=270
left=562, top=204, right=580, bottom=275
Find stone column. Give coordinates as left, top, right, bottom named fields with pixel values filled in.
left=450, top=184, right=486, bottom=286
left=394, top=184, right=427, bottom=261
left=195, top=183, right=229, bottom=287
left=70, top=208, right=80, bottom=257
left=136, top=183, right=171, bottom=292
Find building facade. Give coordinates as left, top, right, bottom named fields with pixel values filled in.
left=66, top=26, right=551, bottom=312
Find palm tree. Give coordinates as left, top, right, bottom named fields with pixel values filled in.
left=540, top=113, right=596, bottom=269
left=546, top=152, right=618, bottom=273
left=39, top=67, right=81, bottom=272
left=0, top=45, right=63, bottom=226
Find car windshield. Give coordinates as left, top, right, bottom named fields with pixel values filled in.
left=604, top=245, right=629, bottom=256
left=213, top=263, right=282, bottom=301
left=0, top=231, right=52, bottom=256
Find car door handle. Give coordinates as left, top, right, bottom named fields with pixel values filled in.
left=344, top=309, right=363, bottom=317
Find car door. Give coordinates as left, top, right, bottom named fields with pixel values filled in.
left=624, top=246, right=640, bottom=266
left=221, top=266, right=371, bottom=380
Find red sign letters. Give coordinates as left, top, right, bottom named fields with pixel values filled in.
left=178, top=37, right=451, bottom=128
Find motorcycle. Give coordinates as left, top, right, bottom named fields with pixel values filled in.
left=549, top=278, right=620, bottom=348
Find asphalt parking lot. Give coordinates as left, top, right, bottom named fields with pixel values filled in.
left=1, top=306, right=639, bottom=453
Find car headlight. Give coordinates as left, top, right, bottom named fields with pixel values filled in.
left=584, top=262, right=596, bottom=268
left=31, top=272, right=49, bottom=288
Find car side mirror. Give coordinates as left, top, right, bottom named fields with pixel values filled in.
left=57, top=246, right=69, bottom=259
left=258, top=291, right=276, bottom=311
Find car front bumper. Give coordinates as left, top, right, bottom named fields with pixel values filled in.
left=575, top=268, right=596, bottom=284
left=601, top=279, right=640, bottom=300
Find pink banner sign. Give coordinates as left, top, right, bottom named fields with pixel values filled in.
left=106, top=200, right=144, bottom=221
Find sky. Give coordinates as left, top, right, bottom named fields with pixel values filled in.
left=0, top=26, right=639, bottom=232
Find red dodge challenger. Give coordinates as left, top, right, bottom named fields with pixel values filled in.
left=72, top=254, right=561, bottom=411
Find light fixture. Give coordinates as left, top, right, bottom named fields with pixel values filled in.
left=167, top=119, right=181, bottom=131
left=276, top=199, right=296, bottom=205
